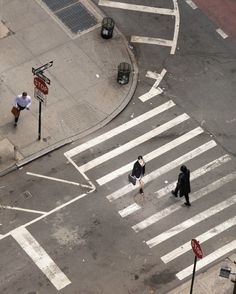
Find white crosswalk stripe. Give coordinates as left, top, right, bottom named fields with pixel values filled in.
left=66, top=102, right=235, bottom=280
left=146, top=194, right=236, bottom=248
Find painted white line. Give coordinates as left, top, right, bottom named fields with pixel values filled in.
left=106, top=140, right=217, bottom=202
left=11, top=227, right=71, bottom=290
left=162, top=216, right=236, bottom=263
left=131, top=36, right=173, bottom=47
left=0, top=205, right=46, bottom=215
left=97, top=127, right=203, bottom=186
left=64, top=101, right=175, bottom=158
left=185, top=0, right=198, bottom=9
left=132, top=172, right=236, bottom=232
left=80, top=114, right=190, bottom=173
left=99, top=0, right=176, bottom=16
left=119, top=203, right=141, bottom=218
left=155, top=154, right=231, bottom=198
left=176, top=240, right=236, bottom=280
left=139, top=69, right=167, bottom=102
left=146, top=194, right=236, bottom=248
left=26, top=172, right=91, bottom=189
left=216, top=28, right=228, bottom=39
left=171, top=0, right=180, bottom=54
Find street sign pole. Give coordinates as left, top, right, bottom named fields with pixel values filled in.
left=190, top=255, right=197, bottom=294
left=38, top=101, right=42, bottom=140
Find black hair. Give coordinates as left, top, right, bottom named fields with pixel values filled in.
left=138, top=155, right=143, bottom=160
left=180, top=165, right=187, bottom=172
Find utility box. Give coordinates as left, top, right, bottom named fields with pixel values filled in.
left=117, top=62, right=131, bottom=85
left=101, top=17, right=115, bottom=39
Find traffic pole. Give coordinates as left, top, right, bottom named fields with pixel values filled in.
left=38, top=101, right=42, bottom=140
left=190, top=255, right=197, bottom=294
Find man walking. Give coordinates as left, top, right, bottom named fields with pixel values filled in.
left=13, top=92, right=32, bottom=126
left=171, top=165, right=191, bottom=206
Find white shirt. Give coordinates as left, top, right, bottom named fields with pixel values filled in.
left=15, top=94, right=32, bottom=108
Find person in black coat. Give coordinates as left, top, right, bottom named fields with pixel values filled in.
left=171, top=165, right=191, bottom=206
left=132, top=155, right=146, bottom=195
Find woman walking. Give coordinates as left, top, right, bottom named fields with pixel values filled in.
left=131, top=155, right=146, bottom=195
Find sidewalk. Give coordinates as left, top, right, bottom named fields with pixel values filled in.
left=0, top=0, right=138, bottom=176
left=168, top=254, right=236, bottom=294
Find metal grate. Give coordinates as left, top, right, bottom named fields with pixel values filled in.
left=41, top=0, right=98, bottom=35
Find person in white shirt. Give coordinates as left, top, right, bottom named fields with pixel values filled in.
left=14, top=92, right=32, bottom=126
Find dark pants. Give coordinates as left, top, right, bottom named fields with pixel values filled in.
left=173, top=185, right=190, bottom=205
left=15, top=104, right=25, bottom=123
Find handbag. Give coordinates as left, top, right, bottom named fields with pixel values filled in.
left=128, top=174, right=136, bottom=185
left=11, top=106, right=20, bottom=117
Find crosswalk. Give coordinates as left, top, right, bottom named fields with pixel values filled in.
left=64, top=99, right=236, bottom=281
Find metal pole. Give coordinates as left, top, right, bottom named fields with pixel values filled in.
left=233, top=280, right=236, bottom=294
left=38, top=101, right=42, bottom=140
left=190, top=255, right=197, bottom=294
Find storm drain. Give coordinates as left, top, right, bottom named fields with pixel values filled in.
left=40, top=0, right=101, bottom=37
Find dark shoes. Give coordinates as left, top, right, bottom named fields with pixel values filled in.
left=184, top=202, right=191, bottom=206
left=14, top=123, right=17, bottom=127
left=139, top=188, right=144, bottom=195
left=171, top=190, right=178, bottom=197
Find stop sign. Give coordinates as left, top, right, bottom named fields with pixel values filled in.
left=191, top=239, right=203, bottom=259
left=34, top=77, right=48, bottom=95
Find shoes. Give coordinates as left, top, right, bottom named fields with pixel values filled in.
left=171, top=190, right=178, bottom=197
left=184, top=202, right=191, bottom=206
left=139, top=188, right=144, bottom=196
left=14, top=123, right=17, bottom=127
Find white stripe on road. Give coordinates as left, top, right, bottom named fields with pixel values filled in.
left=0, top=205, right=46, bottom=215
left=106, top=140, right=217, bottom=202
left=146, top=194, right=236, bottom=248
left=171, top=0, right=180, bottom=54
left=97, top=127, right=203, bottom=185
left=119, top=203, right=141, bottom=218
left=131, top=36, right=173, bottom=48
left=132, top=172, right=236, bottom=232
left=216, top=28, right=228, bottom=39
left=80, top=114, right=190, bottom=173
left=155, top=154, right=231, bottom=198
left=64, top=101, right=175, bottom=158
left=11, top=227, right=71, bottom=290
left=99, top=0, right=176, bottom=16
left=176, top=240, right=236, bottom=280
left=185, top=0, right=198, bottom=9
left=139, top=69, right=167, bottom=102
left=162, top=216, right=236, bottom=263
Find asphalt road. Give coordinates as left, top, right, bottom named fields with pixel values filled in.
left=0, top=1, right=236, bottom=294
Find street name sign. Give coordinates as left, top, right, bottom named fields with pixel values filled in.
left=191, top=239, right=203, bottom=259
left=34, top=77, right=48, bottom=94
left=32, top=61, right=53, bottom=75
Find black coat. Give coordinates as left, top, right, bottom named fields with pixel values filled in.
left=132, top=160, right=145, bottom=178
left=177, top=168, right=191, bottom=196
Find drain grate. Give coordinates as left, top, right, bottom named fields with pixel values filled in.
left=41, top=0, right=99, bottom=36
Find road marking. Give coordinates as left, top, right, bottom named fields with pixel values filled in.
left=162, top=216, right=236, bottom=263
left=146, top=194, right=236, bottom=248
left=139, top=69, right=167, bottom=102
left=132, top=172, right=236, bottom=232
left=80, top=114, right=190, bottom=173
left=99, top=0, right=176, bottom=16
left=64, top=101, right=175, bottom=158
left=176, top=240, right=236, bottom=280
left=172, top=0, right=180, bottom=54
left=97, top=127, right=203, bottom=185
left=131, top=36, right=173, bottom=48
left=185, top=0, right=197, bottom=9
left=216, top=28, right=228, bottom=39
left=106, top=140, right=217, bottom=202
left=11, top=227, right=71, bottom=290
left=155, top=154, right=231, bottom=198
left=0, top=205, right=46, bottom=215
left=119, top=203, right=141, bottom=217
left=26, top=172, right=92, bottom=189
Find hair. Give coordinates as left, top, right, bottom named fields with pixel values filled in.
left=138, top=155, right=143, bottom=160
left=22, top=92, right=27, bottom=96
left=180, top=165, right=187, bottom=172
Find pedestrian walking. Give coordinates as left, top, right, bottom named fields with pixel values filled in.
left=12, top=92, right=32, bottom=126
left=131, top=155, right=146, bottom=195
left=171, top=165, right=191, bottom=206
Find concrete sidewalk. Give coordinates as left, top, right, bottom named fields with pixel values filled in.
left=168, top=254, right=236, bottom=294
left=0, top=0, right=138, bottom=176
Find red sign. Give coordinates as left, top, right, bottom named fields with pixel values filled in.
left=191, top=239, right=203, bottom=259
left=34, top=77, right=48, bottom=95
